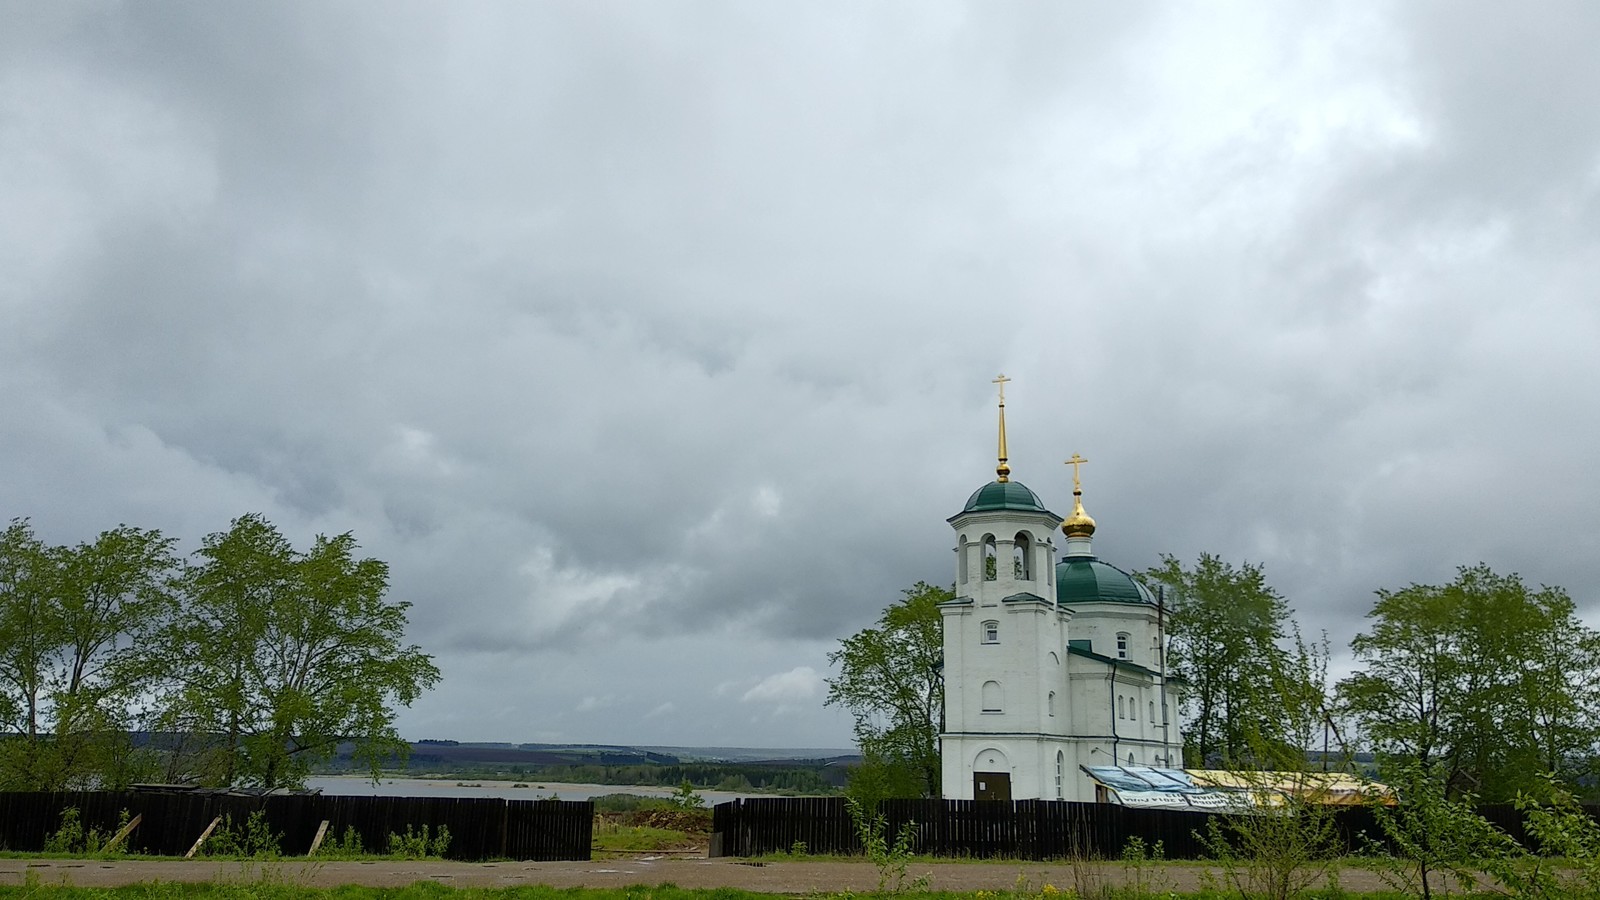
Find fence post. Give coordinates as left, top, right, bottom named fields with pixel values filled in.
left=186, top=816, right=222, bottom=859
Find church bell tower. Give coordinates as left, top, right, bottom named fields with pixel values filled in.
left=940, top=375, right=1066, bottom=800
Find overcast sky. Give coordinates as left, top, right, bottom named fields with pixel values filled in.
left=3, top=2, right=1598, bottom=750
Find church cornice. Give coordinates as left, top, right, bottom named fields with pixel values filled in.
left=1065, top=643, right=1168, bottom=679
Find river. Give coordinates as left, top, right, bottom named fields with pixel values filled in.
left=305, top=775, right=772, bottom=805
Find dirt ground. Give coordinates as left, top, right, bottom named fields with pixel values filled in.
left=0, top=856, right=1400, bottom=893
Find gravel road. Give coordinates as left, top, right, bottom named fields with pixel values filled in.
left=0, top=857, right=1397, bottom=893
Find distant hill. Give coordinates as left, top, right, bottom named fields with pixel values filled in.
left=324, top=740, right=860, bottom=792
left=398, top=741, right=857, bottom=767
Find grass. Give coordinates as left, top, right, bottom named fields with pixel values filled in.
left=592, top=825, right=698, bottom=853
left=0, top=883, right=1437, bottom=899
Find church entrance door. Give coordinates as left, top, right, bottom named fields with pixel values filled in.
left=973, top=772, right=1011, bottom=801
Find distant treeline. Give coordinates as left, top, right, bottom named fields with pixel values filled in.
left=522, top=763, right=844, bottom=793
left=320, top=754, right=848, bottom=793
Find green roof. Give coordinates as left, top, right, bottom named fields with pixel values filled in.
left=1055, top=557, right=1156, bottom=606
left=957, top=480, right=1050, bottom=515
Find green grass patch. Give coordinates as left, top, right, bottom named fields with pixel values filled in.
left=592, top=824, right=696, bottom=853
left=0, top=886, right=774, bottom=900
left=0, top=884, right=1436, bottom=899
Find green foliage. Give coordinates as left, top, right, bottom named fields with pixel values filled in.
left=668, top=779, right=706, bottom=809
left=0, top=513, right=440, bottom=794
left=316, top=825, right=367, bottom=856
left=41, top=807, right=127, bottom=856
left=386, top=824, right=451, bottom=859
left=1364, top=760, right=1515, bottom=899
left=592, top=823, right=693, bottom=852
left=1339, top=564, right=1600, bottom=801
left=41, top=806, right=84, bottom=854
left=1475, top=774, right=1600, bottom=900
left=844, top=747, right=930, bottom=810
left=590, top=793, right=680, bottom=814
left=1120, top=836, right=1177, bottom=896
left=1196, top=778, right=1344, bottom=900
left=0, top=519, right=177, bottom=791
left=826, top=581, right=947, bottom=798
left=0, top=885, right=861, bottom=900
left=1141, top=553, right=1315, bottom=768
left=845, top=796, right=926, bottom=892
left=204, top=810, right=282, bottom=859
left=156, top=514, right=441, bottom=789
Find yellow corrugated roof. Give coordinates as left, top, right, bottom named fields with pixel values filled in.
left=1185, top=770, right=1394, bottom=805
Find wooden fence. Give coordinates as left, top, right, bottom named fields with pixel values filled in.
left=710, top=797, right=1600, bottom=860
left=0, top=791, right=591, bottom=861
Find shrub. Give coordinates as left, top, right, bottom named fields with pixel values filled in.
left=592, top=793, right=678, bottom=814
left=205, top=810, right=281, bottom=859
left=387, top=824, right=451, bottom=859
left=317, top=825, right=367, bottom=856
left=42, top=807, right=128, bottom=856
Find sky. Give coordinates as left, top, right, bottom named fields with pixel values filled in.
left=3, top=1, right=1598, bottom=750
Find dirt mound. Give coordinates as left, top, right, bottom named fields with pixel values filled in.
left=618, top=809, right=712, bottom=833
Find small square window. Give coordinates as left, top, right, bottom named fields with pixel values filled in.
left=982, top=621, right=999, bottom=644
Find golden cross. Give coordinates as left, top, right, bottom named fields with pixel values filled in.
left=992, top=373, right=1010, bottom=406
left=1065, top=453, right=1088, bottom=492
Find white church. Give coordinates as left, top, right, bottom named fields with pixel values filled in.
left=940, top=376, right=1182, bottom=802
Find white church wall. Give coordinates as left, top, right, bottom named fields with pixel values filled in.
left=1065, top=603, right=1160, bottom=667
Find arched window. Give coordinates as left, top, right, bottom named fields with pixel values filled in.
left=1055, top=751, right=1064, bottom=799
left=1013, top=532, right=1031, bottom=580
left=982, top=535, right=997, bottom=582
left=1048, top=691, right=1056, bottom=716
left=981, top=620, right=999, bottom=644
left=1150, top=700, right=1156, bottom=723
left=981, top=680, right=1003, bottom=713
left=1117, top=696, right=1124, bottom=719
left=1128, top=753, right=1135, bottom=766
left=957, top=536, right=969, bottom=583
left=1116, top=632, right=1130, bottom=660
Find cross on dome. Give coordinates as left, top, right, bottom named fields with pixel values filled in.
left=992, top=374, right=1011, bottom=483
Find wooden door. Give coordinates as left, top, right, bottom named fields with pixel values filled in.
left=973, top=771, right=1011, bottom=801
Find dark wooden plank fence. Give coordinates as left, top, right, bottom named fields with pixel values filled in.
left=710, top=797, right=1600, bottom=860
left=0, top=791, right=590, bottom=861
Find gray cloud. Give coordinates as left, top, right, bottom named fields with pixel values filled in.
left=3, top=1, right=1597, bottom=747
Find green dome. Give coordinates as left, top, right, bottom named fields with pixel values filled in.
left=1055, top=557, right=1156, bottom=606
left=960, top=480, right=1049, bottom=514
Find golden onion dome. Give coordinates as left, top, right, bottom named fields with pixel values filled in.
left=1061, top=492, right=1096, bottom=538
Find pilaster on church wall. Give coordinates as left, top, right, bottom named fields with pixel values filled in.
left=1004, top=601, right=1042, bottom=734
left=940, top=598, right=971, bottom=735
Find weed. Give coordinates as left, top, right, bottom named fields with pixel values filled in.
left=669, top=780, right=706, bottom=810
left=845, top=797, right=928, bottom=893
left=1120, top=836, right=1175, bottom=897
left=315, top=825, right=367, bottom=857
left=41, top=808, right=86, bottom=855
left=1196, top=796, right=1342, bottom=900
left=386, top=824, right=451, bottom=859
left=205, top=810, right=281, bottom=859
left=40, top=807, right=128, bottom=857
